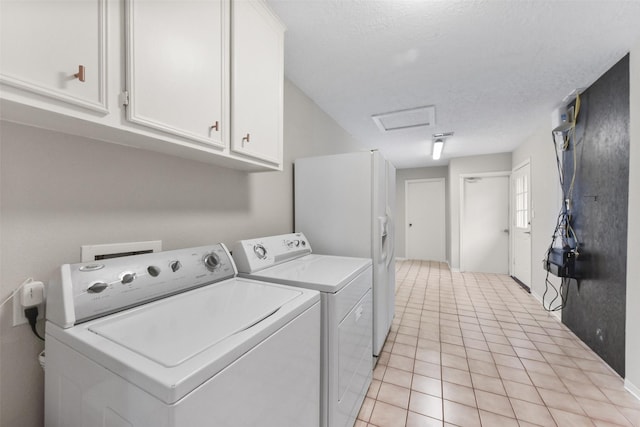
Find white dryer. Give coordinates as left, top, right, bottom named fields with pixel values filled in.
left=232, top=233, right=372, bottom=427
left=44, top=243, right=321, bottom=427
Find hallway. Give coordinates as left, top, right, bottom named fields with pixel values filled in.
left=356, top=260, right=640, bottom=426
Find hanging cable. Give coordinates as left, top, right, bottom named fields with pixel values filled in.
left=543, top=94, right=582, bottom=312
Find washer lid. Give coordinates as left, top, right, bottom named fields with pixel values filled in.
left=49, top=278, right=319, bottom=404
left=244, top=254, right=372, bottom=293
left=89, top=279, right=301, bottom=367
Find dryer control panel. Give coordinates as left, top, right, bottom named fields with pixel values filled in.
left=47, top=244, right=237, bottom=328
left=232, top=233, right=312, bottom=273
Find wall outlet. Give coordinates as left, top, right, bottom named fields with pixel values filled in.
left=13, top=290, right=44, bottom=327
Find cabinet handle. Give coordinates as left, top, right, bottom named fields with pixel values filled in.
left=74, top=65, right=86, bottom=82
left=210, top=121, right=219, bottom=131
left=242, top=133, right=251, bottom=143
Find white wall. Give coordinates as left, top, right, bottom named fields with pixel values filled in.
left=625, top=40, right=640, bottom=397
left=0, top=79, right=361, bottom=427
left=448, top=153, right=513, bottom=270
left=511, top=124, right=563, bottom=308
left=394, top=166, right=448, bottom=259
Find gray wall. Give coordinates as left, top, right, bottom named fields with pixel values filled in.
left=561, top=55, right=629, bottom=376
left=448, top=153, right=513, bottom=270
left=626, top=40, right=640, bottom=396
left=0, top=80, right=361, bottom=427
left=513, top=49, right=640, bottom=386
left=394, top=166, right=448, bottom=259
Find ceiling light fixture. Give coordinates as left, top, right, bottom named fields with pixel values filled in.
left=432, top=139, right=444, bottom=160
left=431, top=132, right=454, bottom=160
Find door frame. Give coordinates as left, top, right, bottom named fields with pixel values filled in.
left=404, top=177, right=446, bottom=261
left=459, top=171, right=511, bottom=273
left=510, top=159, right=532, bottom=284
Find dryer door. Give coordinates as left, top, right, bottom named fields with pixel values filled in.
left=333, top=289, right=373, bottom=427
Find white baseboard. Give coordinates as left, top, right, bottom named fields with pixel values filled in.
left=531, top=290, right=543, bottom=304
left=395, top=257, right=407, bottom=261
left=531, top=290, right=561, bottom=320
left=625, top=379, right=640, bottom=401
left=443, top=260, right=460, bottom=273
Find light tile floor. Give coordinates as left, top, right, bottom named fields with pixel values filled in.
left=356, top=260, right=640, bottom=427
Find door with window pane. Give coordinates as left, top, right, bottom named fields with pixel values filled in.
left=512, top=162, right=532, bottom=288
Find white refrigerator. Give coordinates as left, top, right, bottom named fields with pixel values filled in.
left=295, top=150, right=396, bottom=356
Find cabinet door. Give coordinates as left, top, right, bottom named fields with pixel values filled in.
left=125, top=0, right=228, bottom=148
left=231, top=0, right=284, bottom=166
left=0, top=0, right=107, bottom=113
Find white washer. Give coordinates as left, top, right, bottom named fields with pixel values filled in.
left=232, top=233, right=372, bottom=427
left=44, top=243, right=321, bottom=427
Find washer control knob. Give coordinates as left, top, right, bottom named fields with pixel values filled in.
left=121, top=272, right=136, bottom=285
left=147, top=266, right=161, bottom=277
left=294, top=240, right=300, bottom=247
left=203, top=253, right=220, bottom=271
left=170, top=260, right=182, bottom=272
left=87, top=281, right=108, bottom=293
left=253, top=244, right=267, bottom=259
left=301, top=240, right=306, bottom=246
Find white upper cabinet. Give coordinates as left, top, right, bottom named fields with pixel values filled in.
left=0, top=0, right=107, bottom=113
left=230, top=0, right=284, bottom=166
left=0, top=0, right=284, bottom=171
left=125, top=0, right=229, bottom=149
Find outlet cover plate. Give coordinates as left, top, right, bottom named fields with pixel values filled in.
left=13, top=290, right=43, bottom=327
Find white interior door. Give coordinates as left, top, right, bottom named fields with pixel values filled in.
left=512, top=162, right=532, bottom=287
left=406, top=179, right=446, bottom=261
left=461, top=175, right=510, bottom=273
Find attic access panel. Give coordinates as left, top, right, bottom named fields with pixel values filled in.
left=371, top=105, right=435, bottom=133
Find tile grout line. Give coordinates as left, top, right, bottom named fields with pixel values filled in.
left=362, top=260, right=640, bottom=427
left=475, top=271, right=550, bottom=427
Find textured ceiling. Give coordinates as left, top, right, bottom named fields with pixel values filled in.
left=266, top=0, right=640, bottom=169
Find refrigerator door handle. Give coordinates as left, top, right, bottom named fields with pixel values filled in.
left=386, top=238, right=394, bottom=268
left=379, top=216, right=388, bottom=263
left=385, top=212, right=394, bottom=268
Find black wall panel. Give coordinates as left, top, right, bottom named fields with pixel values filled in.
left=561, top=55, right=629, bottom=376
